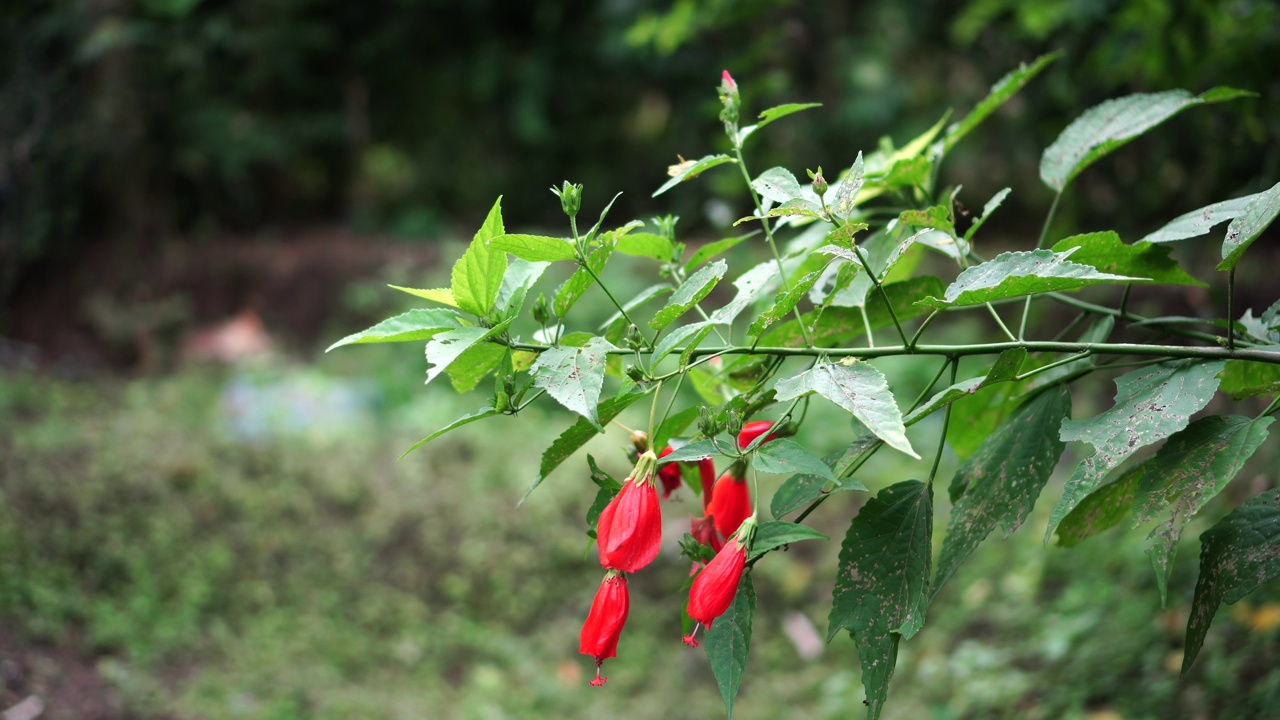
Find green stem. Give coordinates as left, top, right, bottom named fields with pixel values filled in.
left=909, top=310, right=941, bottom=347
left=1227, top=268, right=1237, bottom=352
left=860, top=305, right=876, bottom=348
left=851, top=242, right=910, bottom=346
left=928, top=360, right=960, bottom=485
left=657, top=372, right=686, bottom=433
left=1258, top=395, right=1280, bottom=419
left=985, top=303, right=1017, bottom=342
left=1019, top=189, right=1064, bottom=339
left=1013, top=351, right=1091, bottom=381
left=1045, top=292, right=1250, bottom=347
left=580, top=259, right=647, bottom=349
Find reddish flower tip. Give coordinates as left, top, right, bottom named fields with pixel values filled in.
left=721, top=70, right=737, bottom=91
left=589, top=667, right=608, bottom=687
left=737, top=420, right=776, bottom=450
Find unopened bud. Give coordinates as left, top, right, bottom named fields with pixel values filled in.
left=808, top=167, right=828, bottom=198
left=630, top=430, right=649, bottom=454
left=652, top=214, right=679, bottom=241
left=625, top=324, right=643, bottom=349
left=551, top=180, right=583, bottom=218
left=698, top=406, right=720, bottom=437
left=725, top=409, right=744, bottom=439
left=532, top=292, right=551, bottom=325
left=625, top=364, right=646, bottom=383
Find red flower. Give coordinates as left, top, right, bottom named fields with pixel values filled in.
left=657, top=446, right=682, bottom=499
left=596, top=455, right=662, bottom=572
left=737, top=420, right=776, bottom=450
left=683, top=521, right=754, bottom=647
left=696, top=458, right=716, bottom=509
left=691, top=513, right=724, bottom=554
left=579, top=571, right=629, bottom=686
left=706, top=470, right=751, bottom=538
left=721, top=69, right=737, bottom=92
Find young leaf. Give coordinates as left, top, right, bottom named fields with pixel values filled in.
left=1182, top=488, right=1280, bottom=675
left=1130, top=415, right=1274, bottom=605
left=752, top=102, right=822, bottom=132
left=451, top=197, right=508, bottom=317
left=1217, top=180, right=1280, bottom=271
left=425, top=320, right=512, bottom=387
left=751, top=439, right=839, bottom=483
left=326, top=309, right=464, bottom=351
left=614, top=232, right=675, bottom=262
left=487, top=233, right=577, bottom=262
left=1055, top=463, right=1145, bottom=548
left=654, top=154, right=737, bottom=197
left=748, top=521, right=828, bottom=559
left=774, top=361, right=918, bottom=459
left=704, top=573, right=755, bottom=720
left=747, top=269, right=824, bottom=338
left=398, top=406, right=500, bottom=459
left=1046, top=359, right=1225, bottom=542
left=685, top=233, right=755, bottom=273
left=650, top=259, right=727, bottom=331
left=905, top=348, right=1026, bottom=425
left=554, top=244, right=613, bottom=317
left=530, top=336, right=614, bottom=427
left=446, top=341, right=507, bottom=393
left=918, top=248, right=1144, bottom=309
left=829, top=480, right=933, bottom=720
left=651, top=321, right=716, bottom=367
left=934, top=387, right=1069, bottom=595
left=829, top=153, right=865, bottom=220
left=1141, top=190, right=1264, bottom=244
left=657, top=438, right=724, bottom=465
left=944, top=51, right=1061, bottom=153
left=1050, top=232, right=1205, bottom=286
left=1040, top=88, right=1254, bottom=192
left=964, top=187, right=1012, bottom=241
left=387, top=285, right=457, bottom=307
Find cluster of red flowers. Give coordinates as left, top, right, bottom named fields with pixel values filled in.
left=577, top=419, right=776, bottom=686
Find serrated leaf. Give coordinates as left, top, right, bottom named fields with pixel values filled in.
left=387, top=285, right=457, bottom=307
left=650, top=260, right=727, bottom=331
left=774, top=361, right=918, bottom=459
left=736, top=199, right=823, bottom=225
left=709, top=260, right=783, bottom=325
left=748, top=521, right=828, bottom=559
left=829, top=480, right=933, bottom=720
left=657, top=438, right=724, bottom=465
left=905, top=348, right=1026, bottom=425
left=829, top=153, right=865, bottom=220
left=752, top=167, right=807, bottom=205
left=1050, top=231, right=1204, bottom=287
left=751, top=439, right=838, bottom=483
left=1056, top=463, right=1144, bottom=548
left=651, top=321, right=715, bottom=367
left=685, top=233, right=755, bottom=272
left=654, top=154, right=737, bottom=197
left=495, top=258, right=550, bottom=315
left=747, top=269, right=823, bottom=337
left=398, top=406, right=499, bottom=459
left=756, top=102, right=822, bottom=128
left=1040, top=88, right=1253, bottom=191
left=934, top=387, right=1069, bottom=595
left=1141, top=191, right=1264, bottom=244
left=1046, top=359, right=1225, bottom=541
left=425, top=320, right=511, bottom=387
left=1183, top=488, right=1280, bottom=675
left=451, top=197, right=507, bottom=316
left=554, top=244, right=612, bottom=318
left=1218, top=181, right=1280, bottom=271
left=520, top=388, right=653, bottom=503
left=919, top=248, right=1144, bottom=309
left=530, top=337, right=614, bottom=426
left=944, top=51, right=1061, bottom=153
left=445, top=341, right=507, bottom=393
left=1131, top=415, right=1273, bottom=605
left=487, top=233, right=577, bottom=262
left=614, top=232, right=675, bottom=261
left=765, top=276, right=945, bottom=348
left=326, top=309, right=464, bottom=351
left=705, top=573, right=754, bottom=720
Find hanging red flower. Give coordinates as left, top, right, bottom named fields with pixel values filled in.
left=579, top=570, right=630, bottom=686
left=683, top=518, right=755, bottom=647
left=737, top=420, right=776, bottom=450
left=706, top=469, right=751, bottom=538
left=596, top=452, right=662, bottom=573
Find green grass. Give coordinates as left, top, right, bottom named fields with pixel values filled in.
left=1, top=359, right=1278, bottom=719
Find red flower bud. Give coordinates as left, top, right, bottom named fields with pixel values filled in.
left=596, top=462, right=663, bottom=573
left=721, top=69, right=737, bottom=93
left=683, top=533, right=749, bottom=646
left=737, top=420, right=776, bottom=450
left=579, top=571, right=629, bottom=686
left=706, top=471, right=751, bottom=538
left=657, top=446, right=682, bottom=499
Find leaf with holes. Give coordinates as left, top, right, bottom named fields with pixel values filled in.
left=918, top=249, right=1144, bottom=309
left=829, top=153, right=865, bottom=220
left=1218, top=181, right=1280, bottom=271
left=1055, top=463, right=1144, bottom=548
left=747, top=269, right=824, bottom=338
left=650, top=260, right=727, bottom=331
left=530, top=337, right=614, bottom=427
left=774, top=361, right=918, bottom=459
left=905, top=348, right=1026, bottom=425
left=1050, top=232, right=1204, bottom=286
left=425, top=320, right=512, bottom=387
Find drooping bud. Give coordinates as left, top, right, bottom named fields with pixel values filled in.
left=683, top=517, right=756, bottom=647
left=579, top=570, right=630, bottom=686
left=737, top=420, right=776, bottom=450
left=630, top=430, right=649, bottom=454
left=551, top=180, right=583, bottom=218
left=596, top=451, right=662, bottom=573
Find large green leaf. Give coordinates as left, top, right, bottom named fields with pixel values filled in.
left=326, top=309, right=463, bottom=351
left=520, top=387, right=653, bottom=503
left=770, top=473, right=864, bottom=519
left=919, top=249, right=1143, bottom=309
left=554, top=244, right=612, bottom=318
left=530, top=336, right=614, bottom=427
left=614, top=232, right=675, bottom=262
left=774, top=361, right=918, bottom=458
left=828, top=480, right=933, bottom=720
left=752, top=167, right=807, bottom=205
left=651, top=321, right=716, bottom=366
left=399, top=406, right=500, bottom=459
left=747, top=269, right=823, bottom=338
left=751, top=439, right=839, bottom=484
left=765, top=276, right=944, bottom=348
left=487, top=233, right=577, bottom=262
left=1219, top=348, right=1280, bottom=400
left=1040, top=87, right=1253, bottom=192
left=1141, top=191, right=1263, bottom=244
left=709, top=260, right=785, bottom=325
left=905, top=348, right=1026, bottom=425
left=445, top=341, right=507, bottom=393
left=944, top=51, right=1061, bottom=153
left=451, top=197, right=508, bottom=317
left=650, top=260, right=727, bottom=331
left=748, top=521, right=827, bottom=560
left=1050, top=232, right=1205, bottom=287
left=1055, top=463, right=1144, bottom=548
left=654, top=154, right=737, bottom=197
left=1218, top=181, right=1280, bottom=271
left=1046, top=360, right=1225, bottom=542
left=1131, top=415, right=1274, bottom=605
left=424, top=320, right=512, bottom=387
left=934, top=387, right=1069, bottom=595
left=1182, top=489, right=1280, bottom=675
left=704, top=573, right=755, bottom=720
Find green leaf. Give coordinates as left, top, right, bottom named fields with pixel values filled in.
left=829, top=480, right=933, bottom=720
left=964, top=188, right=1012, bottom=242
left=1055, top=463, right=1144, bottom=548
left=326, top=309, right=463, bottom=351
left=445, top=341, right=507, bottom=393
left=653, top=406, right=700, bottom=454
left=650, top=259, right=727, bottom=331
left=424, top=320, right=512, bottom=387
left=520, top=388, right=653, bottom=504
left=765, top=276, right=945, bottom=348
left=1040, top=88, right=1253, bottom=192
left=704, top=573, right=755, bottom=720
left=1218, top=181, right=1280, bottom=271
left=1046, top=359, right=1225, bottom=542
left=1050, top=231, right=1205, bottom=286
left=1182, top=488, right=1280, bottom=675
left=934, top=387, right=1069, bottom=595
left=398, top=406, right=500, bottom=459
left=747, top=269, right=824, bottom=338
left=905, top=348, right=1026, bottom=425
left=829, top=153, right=865, bottom=220
left=685, top=233, right=755, bottom=273
left=770, top=473, right=863, bottom=519
left=918, top=248, right=1144, bottom=309
left=530, top=337, right=614, bottom=427
left=651, top=321, right=715, bottom=367
left=451, top=197, right=508, bottom=317
left=748, top=521, right=828, bottom=560
left=387, top=285, right=457, bottom=307
left=1131, top=415, right=1274, bottom=605
left=864, top=156, right=932, bottom=193
left=585, top=455, right=622, bottom=533
left=614, top=232, right=675, bottom=262
left=554, top=244, right=612, bottom=318
left=708, top=260, right=784, bottom=325
left=1219, top=349, right=1280, bottom=400
left=1141, top=191, right=1264, bottom=244
left=654, top=154, right=737, bottom=197
left=944, top=51, right=1061, bottom=153
left=657, top=438, right=724, bottom=465
left=752, top=167, right=807, bottom=205
left=756, top=102, right=822, bottom=129
left=774, top=361, right=918, bottom=459
left=751, top=439, right=839, bottom=483
left=487, top=233, right=577, bottom=262
left=736, top=199, right=823, bottom=225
